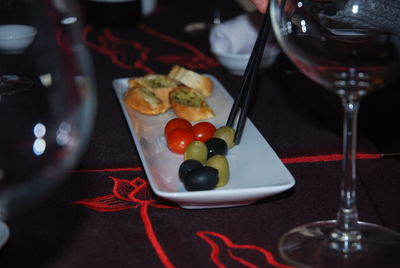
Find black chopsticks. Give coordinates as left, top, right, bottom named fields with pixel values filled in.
left=226, top=9, right=271, bottom=145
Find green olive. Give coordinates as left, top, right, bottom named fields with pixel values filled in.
left=205, top=154, right=229, bottom=187
left=184, top=141, right=208, bottom=164
left=213, top=126, right=235, bottom=149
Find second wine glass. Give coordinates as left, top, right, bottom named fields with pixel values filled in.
left=270, top=0, right=400, bottom=267
left=0, top=0, right=96, bottom=248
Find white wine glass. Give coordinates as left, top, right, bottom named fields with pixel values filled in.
left=270, top=0, right=400, bottom=267
left=0, top=0, right=96, bottom=248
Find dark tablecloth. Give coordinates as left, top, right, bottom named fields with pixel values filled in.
left=1, top=0, right=400, bottom=267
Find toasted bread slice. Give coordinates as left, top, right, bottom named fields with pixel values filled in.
left=168, top=65, right=213, bottom=97
left=124, top=85, right=170, bottom=115
left=134, top=74, right=178, bottom=89
left=170, top=86, right=214, bottom=121
left=126, top=75, right=178, bottom=115
left=129, top=74, right=178, bottom=106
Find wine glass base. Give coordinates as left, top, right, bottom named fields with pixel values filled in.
left=279, top=220, right=400, bottom=268
left=0, top=221, right=9, bottom=248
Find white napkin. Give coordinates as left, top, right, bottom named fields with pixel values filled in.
left=209, top=13, right=277, bottom=55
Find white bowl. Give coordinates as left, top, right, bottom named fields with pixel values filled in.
left=0, top=24, right=37, bottom=54
left=211, top=47, right=280, bottom=76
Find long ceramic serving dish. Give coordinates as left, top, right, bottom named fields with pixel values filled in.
left=113, top=75, right=295, bottom=209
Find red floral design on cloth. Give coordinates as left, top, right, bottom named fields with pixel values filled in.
left=82, top=24, right=219, bottom=74
left=83, top=25, right=154, bottom=73
left=197, top=231, right=293, bottom=268
left=280, top=152, right=381, bottom=163
left=73, top=175, right=178, bottom=268
left=138, top=24, right=219, bottom=69
left=73, top=169, right=293, bottom=268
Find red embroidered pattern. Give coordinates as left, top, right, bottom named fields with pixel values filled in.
left=75, top=167, right=143, bottom=173
left=73, top=152, right=382, bottom=174
left=138, top=24, right=219, bottom=69
left=197, top=231, right=293, bottom=268
left=281, top=153, right=380, bottom=164
left=83, top=25, right=154, bottom=73
left=73, top=169, right=292, bottom=268
left=82, top=24, right=218, bottom=74
left=73, top=175, right=177, bottom=268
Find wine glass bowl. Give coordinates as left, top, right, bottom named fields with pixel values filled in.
left=271, top=0, right=400, bottom=96
left=0, top=24, right=37, bottom=54
left=270, top=0, right=400, bottom=267
left=0, top=0, right=96, bottom=248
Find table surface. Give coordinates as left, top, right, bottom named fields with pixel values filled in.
left=1, top=0, right=400, bottom=267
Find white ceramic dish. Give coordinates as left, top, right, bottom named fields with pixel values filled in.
left=211, top=47, right=280, bottom=76
left=0, top=24, right=37, bottom=54
left=113, top=75, right=295, bottom=209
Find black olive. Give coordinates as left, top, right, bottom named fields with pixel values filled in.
left=205, top=137, right=228, bottom=158
left=183, top=166, right=218, bottom=191
left=178, top=159, right=203, bottom=182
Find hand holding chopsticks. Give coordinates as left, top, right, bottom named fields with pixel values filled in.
left=226, top=9, right=271, bottom=145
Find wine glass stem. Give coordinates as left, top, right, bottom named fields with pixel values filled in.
left=331, top=92, right=363, bottom=246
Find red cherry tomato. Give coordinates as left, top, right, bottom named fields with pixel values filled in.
left=164, top=118, right=192, bottom=138
left=192, top=122, right=216, bottom=142
left=166, top=128, right=194, bottom=154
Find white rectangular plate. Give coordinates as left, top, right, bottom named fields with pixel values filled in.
left=113, top=75, right=295, bottom=209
